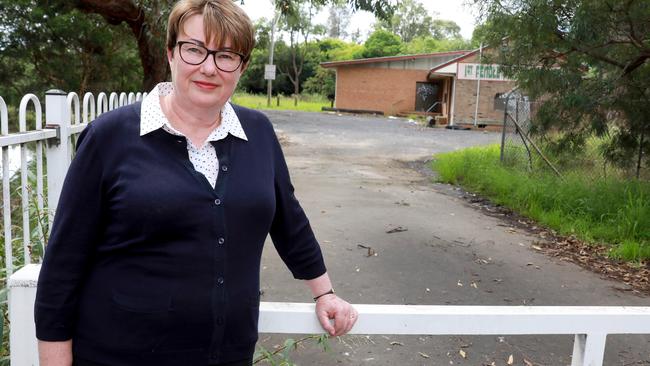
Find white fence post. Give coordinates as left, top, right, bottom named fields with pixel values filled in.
left=571, top=333, right=607, bottom=366
left=8, top=264, right=41, bottom=366
left=44, top=90, right=70, bottom=223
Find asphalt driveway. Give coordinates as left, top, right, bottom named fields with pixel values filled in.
left=256, top=110, right=650, bottom=366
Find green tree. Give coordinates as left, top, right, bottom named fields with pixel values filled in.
left=238, top=19, right=294, bottom=95
left=277, top=1, right=325, bottom=99
left=378, top=0, right=464, bottom=44
left=431, top=19, right=461, bottom=40
left=0, top=0, right=142, bottom=105
left=380, top=0, right=432, bottom=42
left=474, top=0, right=650, bottom=177
left=362, top=29, right=402, bottom=58
left=302, top=37, right=363, bottom=98
left=403, top=36, right=472, bottom=54
left=312, top=37, right=363, bottom=60
left=326, top=0, right=351, bottom=39
left=303, top=67, right=336, bottom=98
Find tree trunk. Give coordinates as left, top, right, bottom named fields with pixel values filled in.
left=294, top=82, right=299, bottom=106
left=637, top=128, right=645, bottom=179
left=75, top=0, right=169, bottom=91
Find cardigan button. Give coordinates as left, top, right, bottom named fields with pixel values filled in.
left=214, top=198, right=221, bottom=206
left=221, top=165, right=228, bottom=172
left=218, top=237, right=225, bottom=245
left=217, top=277, right=224, bottom=285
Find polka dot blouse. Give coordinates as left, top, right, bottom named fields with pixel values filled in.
left=140, top=82, right=248, bottom=188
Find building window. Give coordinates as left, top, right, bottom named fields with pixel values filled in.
left=494, top=93, right=506, bottom=111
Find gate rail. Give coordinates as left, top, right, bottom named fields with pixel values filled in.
left=9, top=264, right=650, bottom=366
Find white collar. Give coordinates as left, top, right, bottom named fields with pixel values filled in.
left=140, top=82, right=248, bottom=142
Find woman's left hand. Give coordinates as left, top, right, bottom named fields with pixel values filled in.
left=315, top=294, right=358, bottom=336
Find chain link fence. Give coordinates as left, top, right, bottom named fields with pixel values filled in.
left=499, top=90, right=648, bottom=181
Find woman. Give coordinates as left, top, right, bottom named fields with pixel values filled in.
left=34, top=1, right=357, bottom=365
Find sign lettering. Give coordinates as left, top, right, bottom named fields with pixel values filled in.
left=264, top=64, right=276, bottom=80
left=457, top=63, right=511, bottom=81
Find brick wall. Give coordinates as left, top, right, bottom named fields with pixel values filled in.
left=451, top=52, right=517, bottom=125
left=453, top=78, right=517, bottom=124
left=335, top=66, right=429, bottom=115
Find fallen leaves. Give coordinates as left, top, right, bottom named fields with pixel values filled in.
left=507, top=354, right=514, bottom=365
left=537, top=237, right=650, bottom=295
left=458, top=189, right=650, bottom=295
left=459, top=349, right=466, bottom=358
left=418, top=352, right=430, bottom=359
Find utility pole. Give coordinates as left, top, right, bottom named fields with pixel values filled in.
left=473, top=42, right=483, bottom=127
left=266, top=7, right=280, bottom=107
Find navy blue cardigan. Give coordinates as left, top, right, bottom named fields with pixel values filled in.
left=35, top=102, right=326, bottom=365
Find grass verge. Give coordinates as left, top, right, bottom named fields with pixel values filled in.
left=231, top=92, right=329, bottom=112
left=432, top=144, right=650, bottom=262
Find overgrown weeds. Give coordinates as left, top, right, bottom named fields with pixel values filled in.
left=432, top=144, right=650, bottom=261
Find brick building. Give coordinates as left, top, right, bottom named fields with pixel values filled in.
left=321, top=48, right=517, bottom=126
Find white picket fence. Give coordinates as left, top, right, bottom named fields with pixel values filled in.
left=1, top=90, right=146, bottom=274
left=1, top=90, right=650, bottom=366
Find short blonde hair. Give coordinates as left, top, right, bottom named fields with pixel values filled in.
left=167, top=0, right=255, bottom=62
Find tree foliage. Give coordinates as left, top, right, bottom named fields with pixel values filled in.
left=380, top=0, right=463, bottom=43
left=431, top=19, right=461, bottom=40
left=474, top=0, right=650, bottom=176
left=276, top=0, right=325, bottom=97
left=381, top=0, right=432, bottom=42
left=273, top=0, right=393, bottom=22
left=326, top=0, right=351, bottom=39
left=402, top=36, right=472, bottom=54
left=362, top=29, right=402, bottom=58
left=0, top=0, right=142, bottom=105
left=303, top=66, right=336, bottom=98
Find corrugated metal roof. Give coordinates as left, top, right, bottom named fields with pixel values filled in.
left=428, top=49, right=481, bottom=72
left=427, top=48, right=482, bottom=78
left=320, top=50, right=471, bottom=68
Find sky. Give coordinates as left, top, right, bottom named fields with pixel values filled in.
left=240, top=0, right=478, bottom=41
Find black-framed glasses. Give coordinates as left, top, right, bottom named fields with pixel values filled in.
left=176, top=41, right=245, bottom=72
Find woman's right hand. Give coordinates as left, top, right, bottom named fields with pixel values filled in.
left=38, top=340, right=73, bottom=366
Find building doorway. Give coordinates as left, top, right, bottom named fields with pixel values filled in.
left=415, top=81, right=442, bottom=113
